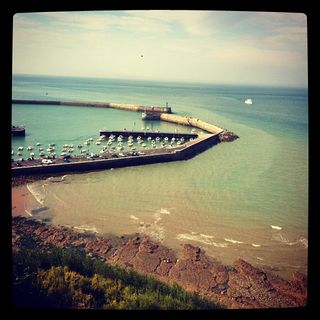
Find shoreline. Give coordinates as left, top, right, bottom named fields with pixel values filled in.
left=12, top=178, right=307, bottom=281
left=12, top=215, right=307, bottom=309
left=12, top=184, right=34, bottom=217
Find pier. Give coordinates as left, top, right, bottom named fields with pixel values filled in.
left=99, top=130, right=198, bottom=140
left=12, top=99, right=172, bottom=114
left=11, top=132, right=220, bottom=176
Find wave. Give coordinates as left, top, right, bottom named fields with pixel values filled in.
left=298, top=237, right=308, bottom=248
left=130, top=215, right=139, bottom=221
left=176, top=233, right=228, bottom=248
left=25, top=210, right=33, bottom=217
left=224, top=238, right=244, bottom=244
left=160, top=208, right=170, bottom=215
left=73, top=225, right=99, bottom=233
left=251, top=243, right=261, bottom=247
left=47, top=175, right=70, bottom=183
left=153, top=212, right=162, bottom=224
left=27, top=182, right=47, bottom=205
left=139, top=221, right=164, bottom=242
left=199, top=233, right=215, bottom=239
left=270, top=225, right=282, bottom=230
left=272, top=233, right=308, bottom=248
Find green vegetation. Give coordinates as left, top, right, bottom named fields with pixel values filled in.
left=12, top=240, right=219, bottom=309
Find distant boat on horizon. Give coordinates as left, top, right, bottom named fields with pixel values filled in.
left=244, top=98, right=253, bottom=105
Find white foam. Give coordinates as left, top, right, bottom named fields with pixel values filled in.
left=160, top=208, right=170, bottom=215
left=272, top=233, right=307, bottom=247
left=270, top=225, right=282, bottom=230
left=252, top=243, right=261, bottom=247
left=25, top=210, right=32, bottom=217
left=153, top=212, right=162, bottom=224
left=27, top=182, right=47, bottom=205
left=74, top=225, right=99, bottom=233
left=139, top=223, right=164, bottom=242
left=298, top=237, right=308, bottom=248
left=176, top=233, right=228, bottom=248
left=130, top=215, right=139, bottom=221
left=47, top=175, right=69, bottom=183
left=199, top=233, right=215, bottom=239
left=256, top=256, right=264, bottom=261
left=224, top=238, right=244, bottom=244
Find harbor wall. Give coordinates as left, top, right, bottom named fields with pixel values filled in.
left=11, top=134, right=220, bottom=176
left=159, top=113, right=223, bottom=134
left=12, top=99, right=171, bottom=114
left=99, top=130, right=198, bottom=139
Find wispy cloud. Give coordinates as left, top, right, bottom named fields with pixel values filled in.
left=13, top=10, right=308, bottom=86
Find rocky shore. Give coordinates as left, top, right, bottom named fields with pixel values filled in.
left=12, top=216, right=307, bottom=309
left=219, top=130, right=239, bottom=142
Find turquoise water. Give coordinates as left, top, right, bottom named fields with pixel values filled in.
left=12, top=74, right=308, bottom=279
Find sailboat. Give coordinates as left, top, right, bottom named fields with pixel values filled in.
left=244, top=98, right=253, bottom=105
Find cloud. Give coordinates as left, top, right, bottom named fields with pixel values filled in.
left=12, top=10, right=308, bottom=86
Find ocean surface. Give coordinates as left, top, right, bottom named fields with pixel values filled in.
left=12, top=74, right=308, bottom=279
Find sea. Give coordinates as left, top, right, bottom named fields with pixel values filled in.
left=11, top=74, right=308, bottom=280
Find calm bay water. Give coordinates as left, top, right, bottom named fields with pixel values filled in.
left=12, top=74, right=308, bottom=279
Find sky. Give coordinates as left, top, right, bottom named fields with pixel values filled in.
left=13, top=10, right=308, bottom=87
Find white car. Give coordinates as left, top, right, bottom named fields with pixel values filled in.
left=42, top=159, right=54, bottom=164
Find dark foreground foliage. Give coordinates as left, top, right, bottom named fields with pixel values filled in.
left=12, top=241, right=219, bottom=309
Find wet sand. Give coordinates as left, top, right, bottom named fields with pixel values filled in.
left=12, top=185, right=37, bottom=217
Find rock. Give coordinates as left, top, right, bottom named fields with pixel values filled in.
left=11, top=216, right=307, bottom=309
left=219, top=131, right=239, bottom=142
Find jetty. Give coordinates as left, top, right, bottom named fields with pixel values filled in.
left=12, top=99, right=172, bottom=114
left=11, top=132, right=220, bottom=176
left=11, top=99, right=238, bottom=176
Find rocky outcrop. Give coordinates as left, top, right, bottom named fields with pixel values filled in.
left=219, top=130, right=239, bottom=142
left=12, top=217, right=307, bottom=309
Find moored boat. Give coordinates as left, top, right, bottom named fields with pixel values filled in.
left=12, top=125, right=25, bottom=136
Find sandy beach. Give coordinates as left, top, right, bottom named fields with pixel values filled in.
left=12, top=185, right=36, bottom=217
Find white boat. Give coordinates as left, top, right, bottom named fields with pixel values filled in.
left=244, top=98, right=253, bottom=105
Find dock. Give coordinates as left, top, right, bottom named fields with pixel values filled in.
left=11, top=132, right=220, bottom=176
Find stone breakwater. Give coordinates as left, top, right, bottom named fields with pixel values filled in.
left=12, top=217, right=307, bottom=309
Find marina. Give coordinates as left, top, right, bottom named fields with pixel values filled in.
left=11, top=99, right=235, bottom=176
left=12, top=130, right=221, bottom=176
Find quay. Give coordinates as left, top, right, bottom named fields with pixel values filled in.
left=99, top=130, right=198, bottom=140
left=11, top=133, right=220, bottom=176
